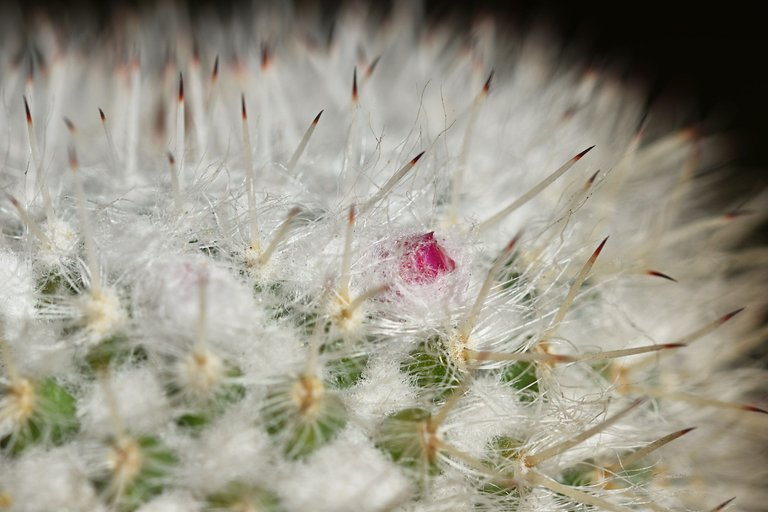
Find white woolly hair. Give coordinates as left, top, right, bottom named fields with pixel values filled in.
left=0, top=2, right=766, bottom=512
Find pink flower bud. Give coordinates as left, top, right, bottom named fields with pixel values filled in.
left=397, top=232, right=456, bottom=285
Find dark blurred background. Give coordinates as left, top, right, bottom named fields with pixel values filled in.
left=8, top=0, right=768, bottom=176
left=428, top=1, right=768, bottom=175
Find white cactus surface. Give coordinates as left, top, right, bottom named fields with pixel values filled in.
left=0, top=2, right=766, bottom=511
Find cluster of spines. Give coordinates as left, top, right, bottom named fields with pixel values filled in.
left=3, top=88, right=762, bottom=512
left=0, top=7, right=766, bottom=512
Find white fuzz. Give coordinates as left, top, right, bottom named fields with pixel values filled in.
left=38, top=218, right=78, bottom=268
left=79, top=367, right=170, bottom=437
left=443, top=376, right=524, bottom=458
left=0, top=251, right=35, bottom=337
left=174, top=409, right=270, bottom=494
left=134, top=491, right=202, bottom=512
left=348, top=355, right=418, bottom=424
left=133, top=257, right=257, bottom=350
left=275, top=431, right=412, bottom=512
left=0, top=446, right=104, bottom=512
left=0, top=2, right=766, bottom=512
left=5, top=323, right=74, bottom=378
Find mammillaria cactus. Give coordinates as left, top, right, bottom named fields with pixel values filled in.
left=0, top=2, right=766, bottom=511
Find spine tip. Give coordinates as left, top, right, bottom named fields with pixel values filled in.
left=575, top=145, right=596, bottom=161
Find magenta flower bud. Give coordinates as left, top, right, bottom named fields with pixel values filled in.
left=398, top=232, right=456, bottom=285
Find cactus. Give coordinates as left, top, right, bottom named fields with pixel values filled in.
left=0, top=2, right=766, bottom=512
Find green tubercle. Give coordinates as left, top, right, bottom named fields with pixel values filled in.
left=84, top=334, right=146, bottom=372
left=0, top=377, right=79, bottom=456
left=262, top=375, right=347, bottom=459
left=376, top=407, right=441, bottom=476
left=326, top=353, right=368, bottom=389
left=500, top=361, right=539, bottom=401
left=206, top=481, right=283, bottom=511
left=402, top=336, right=461, bottom=401
left=94, top=435, right=178, bottom=511
left=173, top=368, right=246, bottom=433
